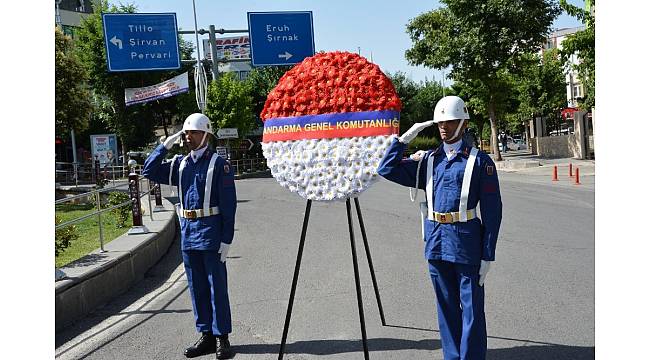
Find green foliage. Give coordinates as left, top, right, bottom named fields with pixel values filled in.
left=108, top=192, right=131, bottom=228
left=55, top=215, right=80, bottom=257
left=74, top=0, right=197, bottom=154
left=246, top=65, right=291, bottom=117
left=559, top=0, right=595, bottom=109
left=388, top=72, right=420, bottom=131
left=205, top=72, right=256, bottom=137
left=387, top=73, right=447, bottom=140
left=405, top=0, right=561, bottom=159
left=408, top=136, right=440, bottom=153
left=515, top=49, right=567, bottom=129
left=55, top=27, right=93, bottom=138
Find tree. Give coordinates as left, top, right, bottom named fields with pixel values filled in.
left=515, top=49, right=567, bottom=135
left=246, top=66, right=291, bottom=117
left=559, top=0, right=595, bottom=110
left=410, top=80, right=447, bottom=139
left=205, top=72, right=256, bottom=138
left=55, top=27, right=93, bottom=138
left=387, top=71, right=421, bottom=132
left=74, top=0, right=197, bottom=160
left=405, top=0, right=561, bottom=160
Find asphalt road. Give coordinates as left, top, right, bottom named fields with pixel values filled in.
left=56, top=170, right=595, bottom=360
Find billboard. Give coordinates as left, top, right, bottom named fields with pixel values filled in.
left=90, top=134, right=118, bottom=166
left=202, top=36, right=250, bottom=61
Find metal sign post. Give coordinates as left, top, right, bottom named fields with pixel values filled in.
left=247, top=11, right=315, bottom=67
left=127, top=173, right=149, bottom=235
left=150, top=180, right=165, bottom=212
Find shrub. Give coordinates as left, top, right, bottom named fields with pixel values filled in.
left=407, top=136, right=439, bottom=153
left=55, top=215, right=79, bottom=256
left=108, top=192, right=131, bottom=228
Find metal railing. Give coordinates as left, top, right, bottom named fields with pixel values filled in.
left=55, top=175, right=156, bottom=253
left=230, top=158, right=268, bottom=175
left=55, top=162, right=144, bottom=186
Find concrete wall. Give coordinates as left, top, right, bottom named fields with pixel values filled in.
left=55, top=200, right=178, bottom=332
left=535, top=135, right=570, bottom=158
left=535, top=134, right=585, bottom=159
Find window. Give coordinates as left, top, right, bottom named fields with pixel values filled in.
left=572, top=84, right=582, bottom=99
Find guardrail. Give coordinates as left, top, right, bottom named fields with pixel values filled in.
left=55, top=175, right=157, bottom=253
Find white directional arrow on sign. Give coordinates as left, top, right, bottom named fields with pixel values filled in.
left=245, top=138, right=254, bottom=150
left=110, top=36, right=123, bottom=49
left=278, top=51, right=293, bottom=60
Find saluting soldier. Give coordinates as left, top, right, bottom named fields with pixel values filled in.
left=143, top=113, right=236, bottom=359
left=378, top=96, right=502, bottom=360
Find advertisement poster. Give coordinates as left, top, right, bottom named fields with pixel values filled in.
left=90, top=134, right=118, bottom=166
left=124, top=72, right=189, bottom=107
left=202, top=36, right=250, bottom=61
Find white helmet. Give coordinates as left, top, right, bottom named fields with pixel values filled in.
left=433, top=96, right=470, bottom=123
left=182, top=113, right=213, bottom=135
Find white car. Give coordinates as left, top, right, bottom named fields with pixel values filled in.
left=498, top=136, right=527, bottom=151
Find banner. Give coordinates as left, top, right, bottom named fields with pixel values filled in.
left=203, top=36, right=250, bottom=61
left=124, top=72, right=189, bottom=106
left=90, top=134, right=118, bottom=166
left=262, top=110, right=400, bottom=142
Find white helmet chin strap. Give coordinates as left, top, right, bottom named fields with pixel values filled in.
left=194, top=131, right=209, bottom=150
left=450, top=119, right=465, bottom=142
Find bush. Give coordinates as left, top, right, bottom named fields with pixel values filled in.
left=55, top=215, right=79, bottom=257
left=108, top=192, right=131, bottom=228
left=407, top=136, right=439, bottom=153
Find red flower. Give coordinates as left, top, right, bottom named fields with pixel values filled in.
left=261, top=51, right=401, bottom=121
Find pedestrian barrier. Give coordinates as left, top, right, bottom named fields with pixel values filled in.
left=569, top=163, right=574, bottom=177
left=229, top=158, right=268, bottom=176
left=552, top=165, right=559, bottom=181
left=55, top=175, right=160, bottom=267
left=574, top=167, right=581, bottom=185
left=55, top=161, right=145, bottom=186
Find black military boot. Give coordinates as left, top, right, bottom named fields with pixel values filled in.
left=215, top=335, right=234, bottom=359
left=184, top=332, right=216, bottom=358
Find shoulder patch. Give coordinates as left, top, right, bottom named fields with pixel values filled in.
left=486, top=165, right=494, bottom=176
left=224, top=163, right=231, bottom=174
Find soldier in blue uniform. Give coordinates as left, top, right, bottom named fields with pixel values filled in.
left=378, top=96, right=502, bottom=360
left=143, top=113, right=236, bottom=359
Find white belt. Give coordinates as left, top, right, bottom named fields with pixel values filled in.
left=178, top=206, right=220, bottom=219
left=432, top=208, right=477, bottom=224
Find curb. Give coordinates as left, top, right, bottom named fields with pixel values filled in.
left=55, top=198, right=178, bottom=332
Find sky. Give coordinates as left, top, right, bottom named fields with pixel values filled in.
left=129, top=0, right=585, bottom=84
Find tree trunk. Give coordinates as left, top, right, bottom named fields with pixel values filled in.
left=488, top=99, right=502, bottom=161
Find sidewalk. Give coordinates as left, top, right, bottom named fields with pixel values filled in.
left=491, top=149, right=595, bottom=176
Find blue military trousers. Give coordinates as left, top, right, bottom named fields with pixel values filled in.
left=428, top=260, right=486, bottom=360
left=182, top=250, right=232, bottom=336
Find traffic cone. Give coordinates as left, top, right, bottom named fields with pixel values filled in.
left=574, top=167, right=581, bottom=185
left=569, top=163, right=574, bottom=177
left=552, top=165, right=559, bottom=181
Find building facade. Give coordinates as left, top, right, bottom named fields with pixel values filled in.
left=542, top=26, right=587, bottom=109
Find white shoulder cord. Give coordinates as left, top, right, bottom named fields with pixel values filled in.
left=178, top=156, right=189, bottom=212
left=409, top=156, right=425, bottom=202
left=168, top=154, right=182, bottom=195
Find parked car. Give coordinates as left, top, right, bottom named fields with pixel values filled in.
left=498, top=136, right=527, bottom=151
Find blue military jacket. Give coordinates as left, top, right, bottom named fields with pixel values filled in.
left=143, top=144, right=237, bottom=251
left=377, top=138, right=502, bottom=265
